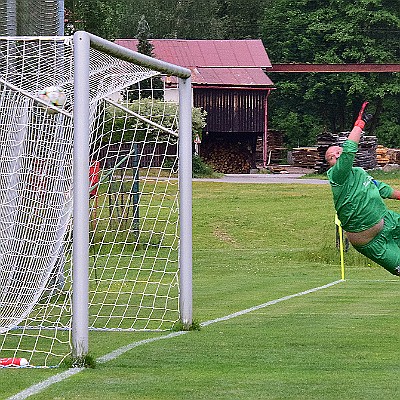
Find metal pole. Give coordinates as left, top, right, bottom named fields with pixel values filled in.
left=132, top=143, right=140, bottom=233
left=72, top=31, right=90, bottom=359
left=335, top=214, right=346, bottom=281
left=85, top=32, right=191, bottom=79
left=0, top=0, right=16, bottom=36
left=178, top=77, right=193, bottom=328
left=263, top=90, right=271, bottom=168
left=58, top=0, right=64, bottom=36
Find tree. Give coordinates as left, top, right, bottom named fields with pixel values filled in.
left=158, top=0, right=224, bottom=39
left=217, top=0, right=265, bottom=39
left=64, top=0, right=399, bottom=146
left=64, top=0, right=120, bottom=37
left=261, top=0, right=400, bottom=147
left=136, top=15, right=154, bottom=56
left=64, top=0, right=262, bottom=40
left=124, top=16, right=164, bottom=101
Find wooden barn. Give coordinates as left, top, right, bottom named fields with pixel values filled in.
left=116, top=39, right=275, bottom=173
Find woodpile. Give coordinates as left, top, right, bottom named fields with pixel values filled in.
left=376, top=145, right=390, bottom=166
left=202, top=141, right=251, bottom=173
left=255, top=130, right=286, bottom=165
left=376, top=147, right=400, bottom=166
left=311, top=131, right=378, bottom=173
left=314, top=131, right=341, bottom=173
left=291, top=147, right=319, bottom=168
left=201, top=129, right=399, bottom=174
left=387, top=148, right=400, bottom=164
left=267, top=130, right=286, bottom=164
left=355, top=135, right=377, bottom=170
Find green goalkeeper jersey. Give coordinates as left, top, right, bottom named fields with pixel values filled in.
left=327, top=139, right=394, bottom=233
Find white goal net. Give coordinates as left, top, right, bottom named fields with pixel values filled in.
left=0, top=33, right=192, bottom=367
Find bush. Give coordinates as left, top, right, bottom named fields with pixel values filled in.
left=192, top=155, right=216, bottom=178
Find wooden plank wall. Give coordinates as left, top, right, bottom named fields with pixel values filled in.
left=194, top=88, right=267, bottom=134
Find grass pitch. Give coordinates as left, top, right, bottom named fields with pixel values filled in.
left=1, top=176, right=399, bottom=399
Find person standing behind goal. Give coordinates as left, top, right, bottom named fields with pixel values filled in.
left=325, top=101, right=400, bottom=276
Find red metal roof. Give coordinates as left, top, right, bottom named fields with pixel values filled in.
left=192, top=67, right=274, bottom=86
left=115, top=39, right=274, bottom=87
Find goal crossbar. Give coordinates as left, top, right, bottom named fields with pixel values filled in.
left=87, top=33, right=191, bottom=79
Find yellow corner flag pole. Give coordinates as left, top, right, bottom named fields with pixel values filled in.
left=335, top=214, right=345, bottom=280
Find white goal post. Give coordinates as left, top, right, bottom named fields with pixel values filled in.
left=73, top=31, right=193, bottom=359
left=0, top=31, right=192, bottom=367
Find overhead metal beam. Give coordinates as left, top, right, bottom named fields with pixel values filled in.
left=270, top=64, right=400, bottom=73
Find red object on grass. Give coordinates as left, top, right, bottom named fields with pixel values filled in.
left=0, top=357, right=29, bottom=366
left=89, top=161, right=100, bottom=197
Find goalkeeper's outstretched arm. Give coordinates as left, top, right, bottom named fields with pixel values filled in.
left=389, top=190, right=400, bottom=200
left=348, top=101, right=373, bottom=144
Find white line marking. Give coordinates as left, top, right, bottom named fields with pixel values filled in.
left=200, top=280, right=344, bottom=327
left=7, top=280, right=343, bottom=399
left=96, top=331, right=188, bottom=364
left=6, top=368, right=85, bottom=400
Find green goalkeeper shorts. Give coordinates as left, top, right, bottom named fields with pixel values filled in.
left=352, top=210, right=400, bottom=276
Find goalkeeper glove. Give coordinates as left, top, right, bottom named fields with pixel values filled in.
left=354, top=101, right=373, bottom=130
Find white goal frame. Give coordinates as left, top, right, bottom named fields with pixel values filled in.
left=72, top=31, right=193, bottom=359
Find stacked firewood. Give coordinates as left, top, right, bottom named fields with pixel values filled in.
left=387, top=148, right=400, bottom=164
left=202, top=141, right=251, bottom=173
left=376, top=145, right=390, bottom=166
left=312, top=131, right=378, bottom=173
left=314, top=131, right=341, bottom=173
left=291, top=147, right=319, bottom=168
left=266, top=130, right=286, bottom=164
left=355, top=135, right=378, bottom=170
left=373, top=146, right=400, bottom=167
left=255, top=130, right=286, bottom=165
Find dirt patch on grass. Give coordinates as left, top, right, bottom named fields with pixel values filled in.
left=213, top=227, right=237, bottom=246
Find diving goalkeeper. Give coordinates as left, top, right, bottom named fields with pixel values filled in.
left=325, top=101, right=400, bottom=276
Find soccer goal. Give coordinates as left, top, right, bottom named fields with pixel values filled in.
left=0, top=31, right=192, bottom=367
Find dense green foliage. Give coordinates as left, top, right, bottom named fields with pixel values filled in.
left=262, top=0, right=400, bottom=147
left=104, top=100, right=207, bottom=143
left=192, top=154, right=218, bottom=178
left=123, top=16, right=164, bottom=102
left=64, top=0, right=400, bottom=148
left=64, top=0, right=265, bottom=39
